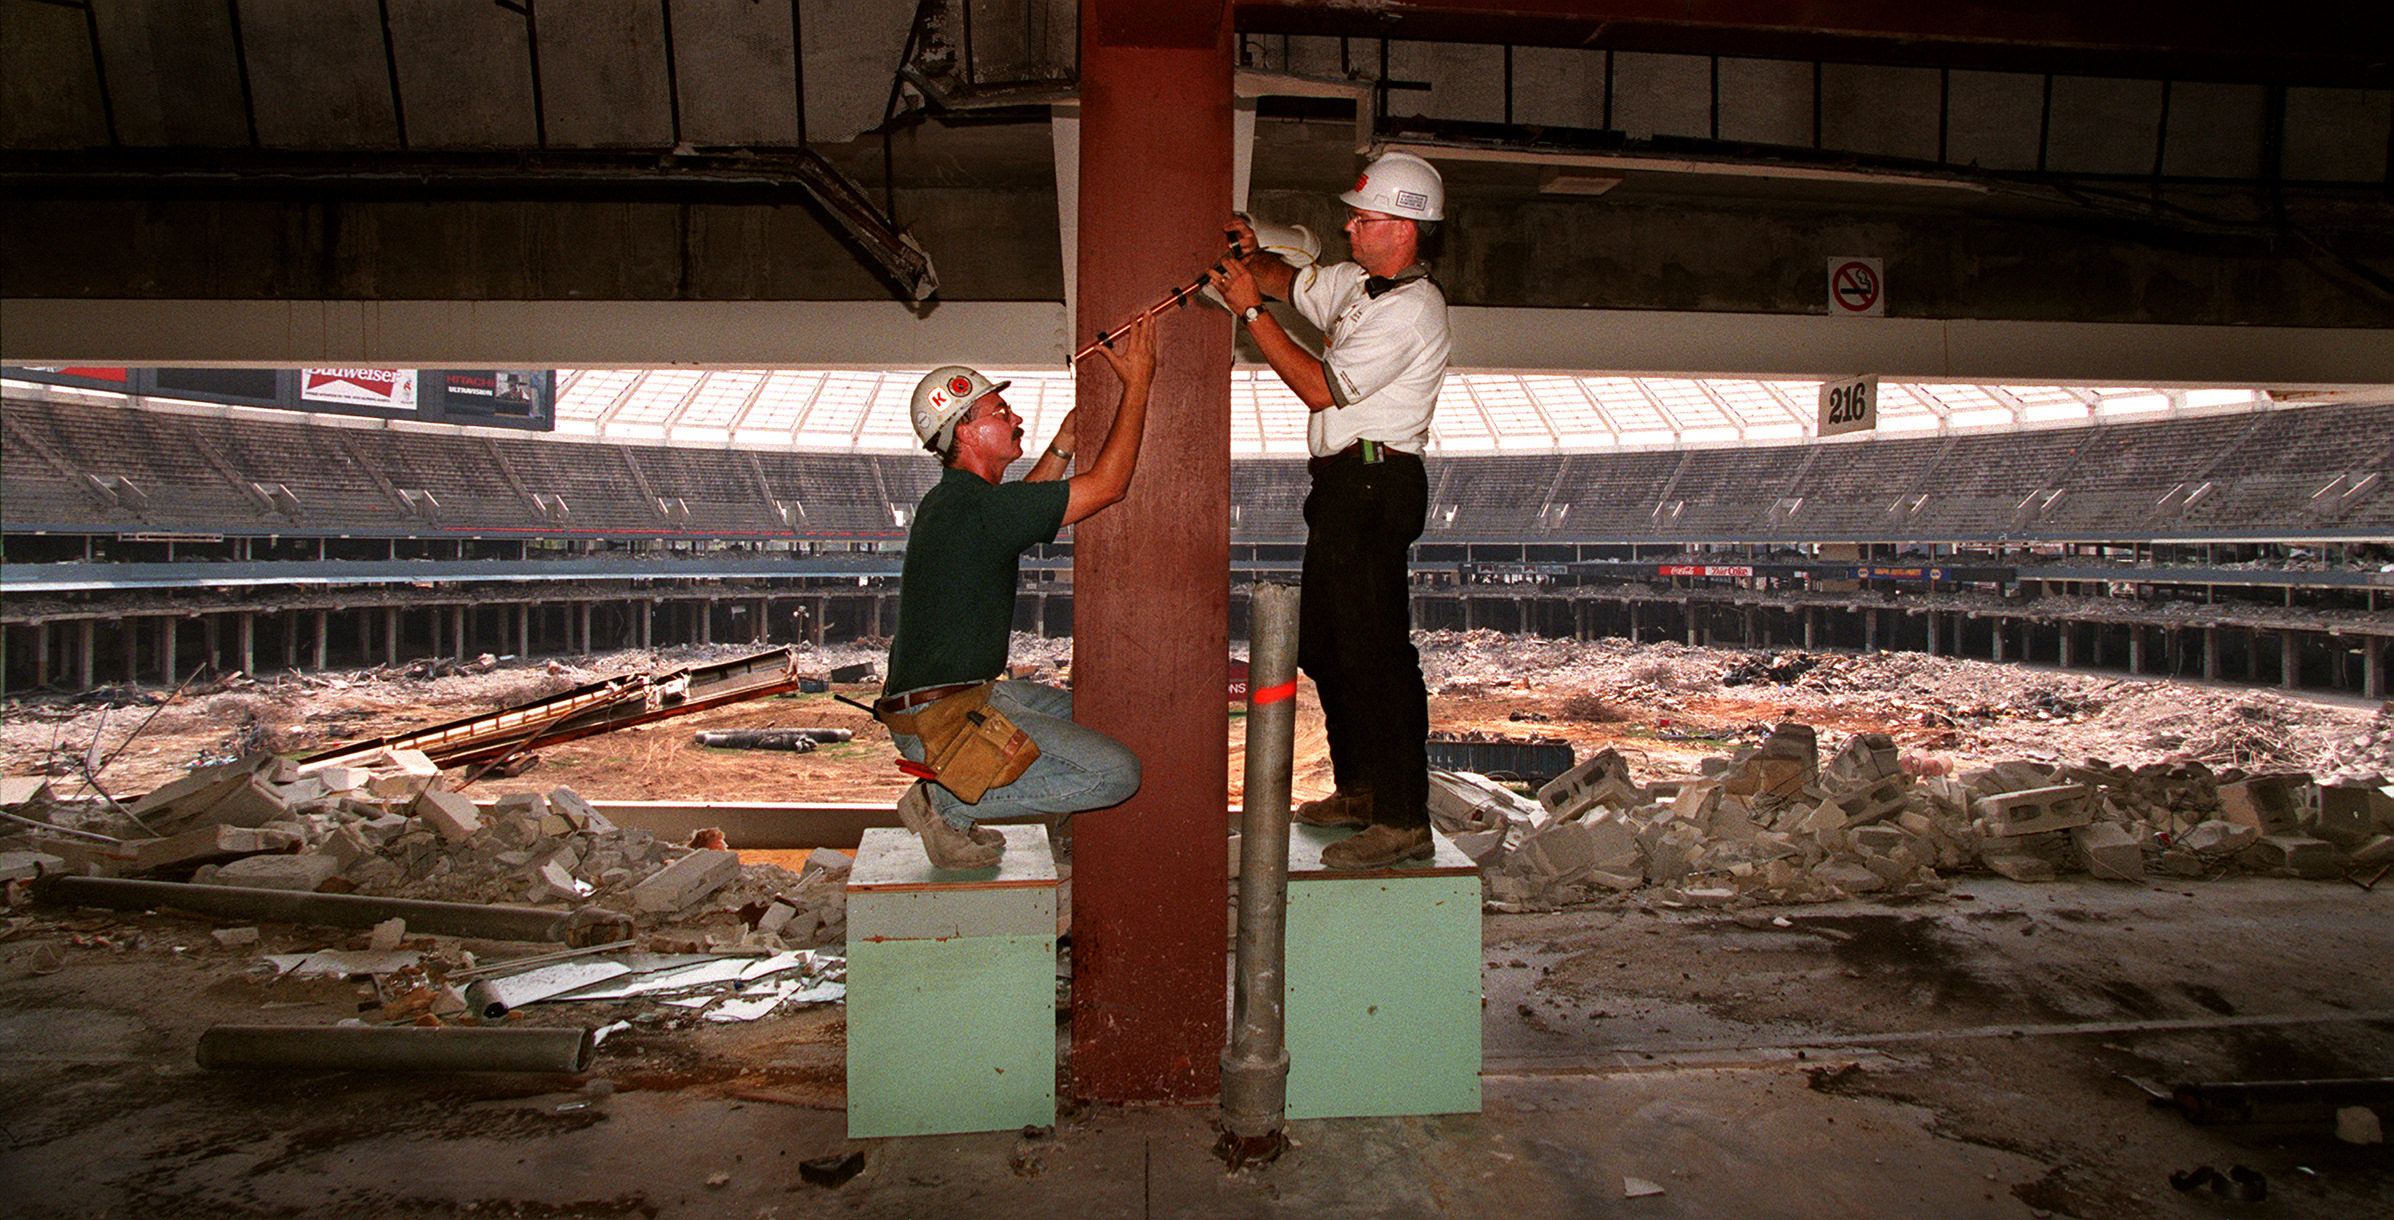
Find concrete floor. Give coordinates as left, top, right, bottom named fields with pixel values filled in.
left=3, top=876, right=2390, bottom=1219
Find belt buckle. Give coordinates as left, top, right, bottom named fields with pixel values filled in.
left=1359, top=439, right=1382, bottom=464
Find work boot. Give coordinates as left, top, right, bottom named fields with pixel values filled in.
left=1321, top=823, right=1433, bottom=870
left=1294, top=788, right=1372, bottom=829
left=896, top=783, right=1002, bottom=870
left=895, top=782, right=1002, bottom=847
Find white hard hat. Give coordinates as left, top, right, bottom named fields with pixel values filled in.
left=1250, top=220, right=1321, bottom=266
left=1201, top=220, right=1322, bottom=313
left=910, top=366, right=1009, bottom=449
left=1340, top=151, right=1444, bottom=222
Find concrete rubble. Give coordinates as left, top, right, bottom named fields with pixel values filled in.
left=1442, top=708, right=2394, bottom=913
left=1, top=744, right=855, bottom=1028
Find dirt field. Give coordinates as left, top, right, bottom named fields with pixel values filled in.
left=3, top=631, right=2378, bottom=813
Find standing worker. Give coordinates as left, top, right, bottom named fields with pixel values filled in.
left=874, top=315, right=1160, bottom=869
left=1209, top=151, right=1451, bottom=869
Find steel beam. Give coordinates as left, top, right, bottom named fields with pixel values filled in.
left=1070, top=0, right=1235, bottom=1104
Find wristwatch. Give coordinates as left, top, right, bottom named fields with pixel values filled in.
left=1239, top=304, right=1264, bottom=324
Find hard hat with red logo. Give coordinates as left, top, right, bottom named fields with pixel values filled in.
left=910, top=365, right=1010, bottom=449
left=1340, top=151, right=1444, bottom=222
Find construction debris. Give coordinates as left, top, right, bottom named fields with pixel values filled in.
left=296, top=647, right=812, bottom=774
left=12, top=731, right=855, bottom=960
left=1442, top=715, right=2394, bottom=912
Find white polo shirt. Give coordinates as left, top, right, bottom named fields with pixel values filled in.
left=1288, top=261, right=1451, bottom=459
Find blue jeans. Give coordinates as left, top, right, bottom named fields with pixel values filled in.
left=889, top=681, right=1141, bottom=830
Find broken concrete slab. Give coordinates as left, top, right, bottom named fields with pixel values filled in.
left=1719, top=723, right=1818, bottom=807
left=2219, top=774, right=2312, bottom=835
left=0, top=776, right=56, bottom=810
left=2312, top=783, right=2392, bottom=846
left=535, top=860, right=594, bottom=902
left=547, top=787, right=616, bottom=834
left=0, top=850, right=66, bottom=882
left=2070, top=822, right=2147, bottom=881
left=1980, top=851, right=2059, bottom=882
left=630, top=849, right=741, bottom=913
left=131, top=825, right=303, bottom=873
left=212, top=853, right=341, bottom=892
left=413, top=790, right=484, bottom=842
left=2351, top=835, right=2394, bottom=868
left=1537, top=748, right=1643, bottom=820
left=2245, top=834, right=2342, bottom=879
left=127, top=754, right=285, bottom=820
left=1963, top=760, right=2060, bottom=798
left=369, top=918, right=407, bottom=951
left=1973, top=785, right=2095, bottom=837
left=2176, top=820, right=2260, bottom=855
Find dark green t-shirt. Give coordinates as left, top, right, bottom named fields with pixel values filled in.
left=883, top=466, right=1070, bottom=696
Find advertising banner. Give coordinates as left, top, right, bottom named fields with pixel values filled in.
left=301, top=368, right=418, bottom=410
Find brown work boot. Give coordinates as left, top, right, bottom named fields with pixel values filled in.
left=896, top=781, right=1003, bottom=847
left=896, top=783, right=1002, bottom=870
left=1294, top=788, right=1372, bottom=829
left=1321, top=823, right=1433, bottom=870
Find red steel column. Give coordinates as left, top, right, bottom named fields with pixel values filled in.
left=1070, top=0, right=1234, bottom=1102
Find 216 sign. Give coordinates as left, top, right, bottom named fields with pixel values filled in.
left=1818, top=375, right=1878, bottom=437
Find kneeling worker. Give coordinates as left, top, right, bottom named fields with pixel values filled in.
left=874, top=314, right=1159, bottom=869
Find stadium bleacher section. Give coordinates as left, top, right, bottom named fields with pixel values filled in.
left=4, top=392, right=2390, bottom=545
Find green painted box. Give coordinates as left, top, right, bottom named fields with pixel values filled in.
left=1283, top=825, right=1483, bottom=1119
left=845, top=825, right=1058, bottom=1139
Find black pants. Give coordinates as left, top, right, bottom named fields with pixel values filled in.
left=1299, top=448, right=1429, bottom=829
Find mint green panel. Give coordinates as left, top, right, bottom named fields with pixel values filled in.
left=1284, top=874, right=1483, bottom=1119
left=846, top=934, right=1056, bottom=1138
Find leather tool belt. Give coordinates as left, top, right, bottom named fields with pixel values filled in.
left=873, top=680, right=1040, bottom=804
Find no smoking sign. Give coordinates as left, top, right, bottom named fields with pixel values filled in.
left=1828, top=257, right=1884, bottom=317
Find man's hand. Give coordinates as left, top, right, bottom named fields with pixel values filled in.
left=1226, top=215, right=1260, bottom=257
left=1094, top=311, right=1157, bottom=391
left=1217, top=214, right=1296, bottom=304
left=1207, top=257, right=1265, bottom=315
left=1062, top=312, right=1158, bottom=526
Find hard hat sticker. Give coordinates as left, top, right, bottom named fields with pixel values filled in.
left=949, top=375, right=974, bottom=396
left=1396, top=191, right=1427, bottom=210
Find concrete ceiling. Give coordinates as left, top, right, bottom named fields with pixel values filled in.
left=1, top=1, right=2389, bottom=381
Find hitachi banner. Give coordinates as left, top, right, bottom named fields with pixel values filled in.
left=302, top=368, right=418, bottom=409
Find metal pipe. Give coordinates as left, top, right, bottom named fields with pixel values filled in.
left=691, top=728, right=850, bottom=750
left=196, top=1025, right=595, bottom=1073
left=1220, top=582, right=1299, bottom=1165
left=30, top=875, right=631, bottom=945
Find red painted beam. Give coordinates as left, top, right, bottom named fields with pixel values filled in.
left=1069, top=3, right=1237, bottom=1103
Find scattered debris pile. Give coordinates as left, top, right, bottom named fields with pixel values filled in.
left=1, top=749, right=856, bottom=1027
left=1437, top=720, right=2394, bottom=912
